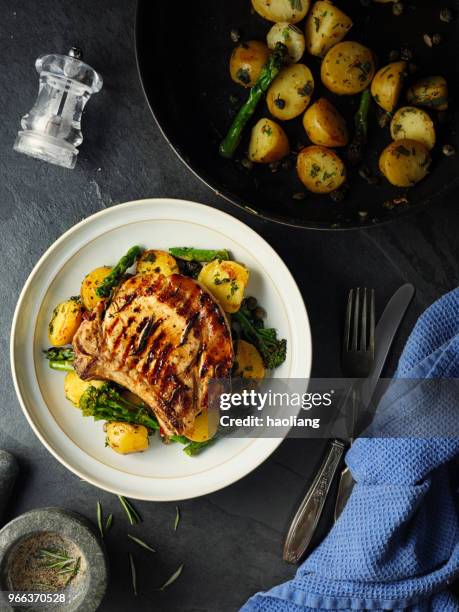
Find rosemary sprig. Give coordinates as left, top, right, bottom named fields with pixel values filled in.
left=105, top=513, right=113, bottom=533
left=174, top=506, right=180, bottom=531
left=39, top=549, right=81, bottom=585
left=127, top=534, right=156, bottom=552
left=65, top=557, right=81, bottom=587
left=159, top=564, right=184, bottom=591
left=118, top=495, right=141, bottom=525
left=97, top=501, right=104, bottom=539
left=129, top=554, right=137, bottom=596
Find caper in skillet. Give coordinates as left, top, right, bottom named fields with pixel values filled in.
left=274, top=97, right=286, bottom=109
left=442, top=144, right=456, bottom=156
left=440, top=8, right=453, bottom=23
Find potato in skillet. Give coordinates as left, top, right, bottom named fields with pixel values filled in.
left=305, top=1, right=353, bottom=58
left=252, top=0, right=310, bottom=24
left=379, top=139, right=431, bottom=187
left=297, top=146, right=346, bottom=193
left=267, top=64, right=314, bottom=120
left=230, top=41, right=271, bottom=88
left=321, top=41, right=375, bottom=95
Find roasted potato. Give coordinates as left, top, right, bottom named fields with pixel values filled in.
left=303, top=98, right=348, bottom=147
left=230, top=41, right=270, bottom=88
left=379, top=139, right=431, bottom=187
left=321, top=41, right=375, bottom=95
left=105, top=422, right=149, bottom=455
left=296, top=145, right=346, bottom=194
left=267, top=22, right=305, bottom=63
left=390, top=107, right=436, bottom=150
left=249, top=118, right=290, bottom=163
left=48, top=298, right=84, bottom=346
left=371, top=61, right=407, bottom=113
left=305, top=1, right=353, bottom=57
left=136, top=250, right=179, bottom=277
left=198, top=260, right=249, bottom=313
left=64, top=371, right=105, bottom=407
left=267, top=64, right=314, bottom=120
left=407, top=76, right=448, bottom=111
left=81, top=266, right=112, bottom=311
left=234, top=340, right=266, bottom=379
left=186, top=409, right=218, bottom=443
left=251, top=0, right=310, bottom=24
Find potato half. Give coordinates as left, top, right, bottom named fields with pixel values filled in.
left=267, top=22, right=305, bottom=63
left=249, top=118, right=290, bottom=163
left=198, top=260, right=249, bottom=313
left=321, top=41, right=375, bottom=95
left=267, top=64, right=314, bottom=120
left=136, top=250, right=179, bottom=277
left=48, top=298, right=84, bottom=346
left=407, top=76, right=448, bottom=111
left=371, top=61, right=407, bottom=113
left=305, top=1, right=353, bottom=57
left=379, top=139, right=431, bottom=187
left=186, top=409, right=218, bottom=443
left=234, top=340, right=266, bottom=379
left=81, top=266, right=112, bottom=311
left=252, top=0, right=310, bottom=24
left=297, top=146, right=346, bottom=193
left=105, top=422, right=149, bottom=455
left=303, top=98, right=348, bottom=147
left=64, top=371, right=105, bottom=407
left=390, top=107, right=436, bottom=150
left=230, top=41, right=270, bottom=88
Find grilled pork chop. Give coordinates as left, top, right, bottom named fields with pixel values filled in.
left=73, top=273, right=233, bottom=436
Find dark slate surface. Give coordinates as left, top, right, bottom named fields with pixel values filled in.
left=1, top=1, right=458, bottom=610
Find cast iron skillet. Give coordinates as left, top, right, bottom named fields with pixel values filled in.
left=136, top=0, right=459, bottom=229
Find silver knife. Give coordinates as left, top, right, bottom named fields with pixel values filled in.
left=283, top=284, right=415, bottom=564
left=334, top=283, right=415, bottom=521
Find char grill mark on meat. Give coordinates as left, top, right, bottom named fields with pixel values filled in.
left=72, top=272, right=233, bottom=436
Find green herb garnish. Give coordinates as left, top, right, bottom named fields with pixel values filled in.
left=174, top=506, right=180, bottom=531
left=159, top=564, right=184, bottom=591
left=118, top=495, right=141, bottom=525
left=128, top=534, right=156, bottom=552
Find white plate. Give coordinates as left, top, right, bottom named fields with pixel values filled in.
left=10, top=199, right=312, bottom=501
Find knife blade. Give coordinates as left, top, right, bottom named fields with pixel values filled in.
left=333, top=283, right=415, bottom=521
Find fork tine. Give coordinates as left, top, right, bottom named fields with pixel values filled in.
left=369, top=289, right=375, bottom=354
left=360, top=288, right=367, bottom=350
left=352, top=288, right=360, bottom=351
left=344, top=289, right=353, bottom=351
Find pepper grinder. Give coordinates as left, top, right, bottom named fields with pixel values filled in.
left=14, top=47, right=103, bottom=169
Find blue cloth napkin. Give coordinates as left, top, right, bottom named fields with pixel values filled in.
left=242, top=288, right=459, bottom=611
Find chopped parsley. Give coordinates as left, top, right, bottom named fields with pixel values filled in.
left=310, top=163, right=321, bottom=178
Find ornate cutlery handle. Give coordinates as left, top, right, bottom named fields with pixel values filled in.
left=283, top=440, right=345, bottom=564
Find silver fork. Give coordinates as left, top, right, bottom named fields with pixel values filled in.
left=283, top=287, right=375, bottom=564
left=333, top=287, right=375, bottom=521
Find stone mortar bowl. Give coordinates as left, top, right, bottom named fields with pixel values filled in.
left=0, top=507, right=108, bottom=612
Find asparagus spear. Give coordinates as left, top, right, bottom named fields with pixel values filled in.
left=170, top=435, right=216, bottom=456
left=80, top=384, right=160, bottom=430
left=347, top=89, right=372, bottom=166
left=169, top=247, right=230, bottom=262
left=219, top=43, right=288, bottom=159
left=96, top=246, right=142, bottom=298
left=43, top=347, right=75, bottom=371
